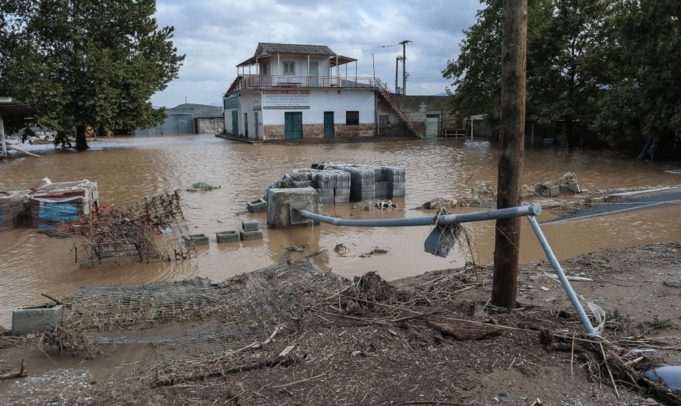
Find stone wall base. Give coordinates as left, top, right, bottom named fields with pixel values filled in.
left=263, top=123, right=375, bottom=141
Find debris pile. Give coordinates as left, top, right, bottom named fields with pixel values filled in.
left=28, top=178, right=98, bottom=228
left=534, top=171, right=581, bottom=198
left=419, top=173, right=583, bottom=210
left=0, top=178, right=98, bottom=231
left=68, top=191, right=192, bottom=267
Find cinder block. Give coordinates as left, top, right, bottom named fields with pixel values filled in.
left=216, top=230, right=240, bottom=243
left=247, top=198, right=267, bottom=213
left=184, top=234, right=209, bottom=246
left=242, top=220, right=259, bottom=231
left=317, top=188, right=335, bottom=204
left=12, top=305, right=62, bottom=335
left=240, top=229, right=263, bottom=241
left=266, top=187, right=319, bottom=228
left=389, top=182, right=406, bottom=198
left=334, top=188, right=351, bottom=203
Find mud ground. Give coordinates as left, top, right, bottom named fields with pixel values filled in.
left=1, top=242, right=680, bottom=405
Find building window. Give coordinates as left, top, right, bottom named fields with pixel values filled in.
left=283, top=61, right=295, bottom=75
left=346, top=111, right=359, bottom=126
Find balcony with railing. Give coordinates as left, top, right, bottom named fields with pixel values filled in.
left=232, top=74, right=380, bottom=92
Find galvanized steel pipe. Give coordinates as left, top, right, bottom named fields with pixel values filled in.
left=527, top=215, right=597, bottom=336
left=296, top=204, right=542, bottom=227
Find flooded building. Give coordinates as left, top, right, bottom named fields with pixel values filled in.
left=224, top=43, right=379, bottom=140
left=134, top=103, right=224, bottom=136
left=223, top=43, right=460, bottom=141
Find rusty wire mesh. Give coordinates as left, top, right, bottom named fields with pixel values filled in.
left=69, top=191, right=192, bottom=266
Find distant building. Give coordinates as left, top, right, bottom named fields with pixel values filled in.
left=134, top=103, right=224, bottom=136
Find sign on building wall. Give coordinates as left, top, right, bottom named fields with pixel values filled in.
left=262, top=90, right=310, bottom=110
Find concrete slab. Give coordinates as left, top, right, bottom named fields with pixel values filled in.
left=12, top=305, right=62, bottom=335
left=266, top=187, right=318, bottom=228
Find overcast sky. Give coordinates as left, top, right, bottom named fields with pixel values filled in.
left=151, top=0, right=482, bottom=107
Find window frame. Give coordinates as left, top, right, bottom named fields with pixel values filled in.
left=346, top=111, right=359, bottom=126
left=283, top=61, right=295, bottom=75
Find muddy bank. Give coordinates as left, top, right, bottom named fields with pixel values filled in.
left=2, top=242, right=680, bottom=405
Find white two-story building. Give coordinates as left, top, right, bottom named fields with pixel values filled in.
left=223, top=43, right=379, bottom=140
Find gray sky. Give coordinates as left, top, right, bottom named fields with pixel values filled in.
left=151, top=0, right=482, bottom=107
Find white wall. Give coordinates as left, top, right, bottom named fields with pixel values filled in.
left=261, top=55, right=331, bottom=77
left=234, top=91, right=266, bottom=139
left=261, top=88, right=374, bottom=126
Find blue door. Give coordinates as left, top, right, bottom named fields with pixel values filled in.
left=285, top=112, right=303, bottom=140
left=323, top=111, right=334, bottom=138
left=231, top=110, right=238, bottom=135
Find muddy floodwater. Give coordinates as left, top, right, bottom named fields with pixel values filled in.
left=2, top=135, right=681, bottom=327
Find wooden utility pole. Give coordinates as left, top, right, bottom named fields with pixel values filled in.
left=491, top=0, right=528, bottom=308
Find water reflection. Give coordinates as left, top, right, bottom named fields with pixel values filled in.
left=1, top=135, right=680, bottom=326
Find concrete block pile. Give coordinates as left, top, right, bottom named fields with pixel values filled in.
left=262, top=162, right=406, bottom=218
left=316, top=162, right=406, bottom=201
left=290, top=169, right=351, bottom=204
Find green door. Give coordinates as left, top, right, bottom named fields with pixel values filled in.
left=284, top=112, right=303, bottom=140
left=323, top=112, right=334, bottom=138
left=425, top=114, right=439, bottom=139
left=231, top=110, right=238, bottom=135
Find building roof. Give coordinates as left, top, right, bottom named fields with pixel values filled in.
left=166, top=103, right=223, bottom=118
left=237, top=42, right=340, bottom=67
left=255, top=42, right=336, bottom=57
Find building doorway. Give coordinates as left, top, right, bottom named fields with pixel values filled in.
left=284, top=112, right=303, bottom=140
left=254, top=112, right=259, bottom=139
left=309, top=62, right=319, bottom=87
left=231, top=110, right=238, bottom=135
left=244, top=113, right=249, bottom=137
left=323, top=111, right=334, bottom=138
left=425, top=114, right=440, bottom=139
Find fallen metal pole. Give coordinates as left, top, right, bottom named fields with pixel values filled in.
left=296, top=204, right=542, bottom=227
left=527, top=215, right=597, bottom=336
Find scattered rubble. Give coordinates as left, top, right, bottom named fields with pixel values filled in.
left=186, top=182, right=221, bottom=192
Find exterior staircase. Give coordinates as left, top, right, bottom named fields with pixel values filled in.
left=374, top=80, right=423, bottom=138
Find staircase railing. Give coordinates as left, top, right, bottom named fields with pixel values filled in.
left=373, top=80, right=423, bottom=138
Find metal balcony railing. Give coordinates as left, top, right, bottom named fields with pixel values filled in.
left=235, top=75, right=379, bottom=90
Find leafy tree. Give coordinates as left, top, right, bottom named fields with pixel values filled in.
left=592, top=0, right=681, bottom=159
left=0, top=0, right=183, bottom=150
left=443, top=0, right=612, bottom=147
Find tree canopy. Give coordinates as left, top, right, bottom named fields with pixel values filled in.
left=0, top=0, right=184, bottom=149
left=444, top=0, right=681, bottom=157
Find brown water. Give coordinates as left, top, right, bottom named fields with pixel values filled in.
left=2, top=135, right=681, bottom=327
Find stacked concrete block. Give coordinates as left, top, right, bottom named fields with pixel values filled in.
left=384, top=166, right=406, bottom=198
left=374, top=167, right=389, bottom=199
left=241, top=220, right=263, bottom=240
left=324, top=163, right=376, bottom=202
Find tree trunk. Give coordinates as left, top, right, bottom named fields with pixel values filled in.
left=491, top=0, right=527, bottom=309
left=75, top=125, right=89, bottom=151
